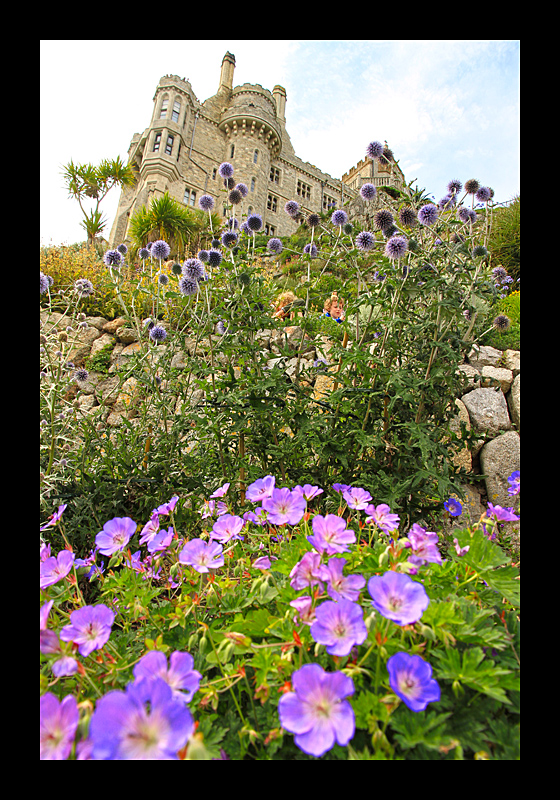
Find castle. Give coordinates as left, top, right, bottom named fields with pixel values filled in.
left=109, top=52, right=405, bottom=247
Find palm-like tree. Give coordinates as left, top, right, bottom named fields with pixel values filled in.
left=61, top=156, right=137, bottom=248
left=128, top=192, right=219, bottom=259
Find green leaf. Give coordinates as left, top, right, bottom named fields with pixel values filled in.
left=433, top=646, right=514, bottom=704
left=389, top=707, right=453, bottom=751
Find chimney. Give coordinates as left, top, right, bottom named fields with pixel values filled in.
left=273, top=85, right=287, bottom=122
left=219, top=52, right=235, bottom=93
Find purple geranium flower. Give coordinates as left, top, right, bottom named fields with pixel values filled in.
left=155, top=496, right=179, bottom=515
left=262, top=487, right=306, bottom=526
left=386, top=652, right=440, bottom=712
left=292, top=484, right=324, bottom=502
left=178, top=539, right=224, bottom=573
left=59, top=604, right=115, bottom=657
left=307, top=514, right=356, bottom=555
left=139, top=510, right=160, bottom=546
left=95, top=517, right=137, bottom=556
left=133, top=651, right=202, bottom=705
left=342, top=486, right=372, bottom=510
left=40, top=503, right=67, bottom=531
left=40, top=693, right=79, bottom=760
left=507, top=470, right=520, bottom=496
left=365, top=503, right=400, bottom=534
left=88, top=677, right=194, bottom=760
left=245, top=475, right=275, bottom=503
left=278, top=664, right=355, bottom=757
left=486, top=503, right=520, bottom=522
left=40, top=549, right=75, bottom=589
left=209, top=482, right=230, bottom=499
left=322, top=557, right=365, bottom=602
left=289, top=551, right=327, bottom=591
left=210, top=514, right=245, bottom=543
left=367, top=571, right=430, bottom=626
left=147, top=527, right=174, bottom=554
left=444, top=498, right=463, bottom=516
left=405, top=523, right=442, bottom=566
left=310, top=599, right=368, bottom=657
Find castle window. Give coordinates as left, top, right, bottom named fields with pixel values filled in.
left=230, top=144, right=235, bottom=158
left=323, top=194, right=337, bottom=211
left=165, top=135, right=174, bottom=156
left=269, top=167, right=280, bottom=184
left=265, top=224, right=276, bottom=236
left=190, top=190, right=196, bottom=207
left=183, top=187, right=189, bottom=204
left=212, top=168, right=217, bottom=180
left=172, top=99, right=181, bottom=122
left=177, top=142, right=181, bottom=162
left=297, top=180, right=311, bottom=200
left=267, top=194, right=278, bottom=213
left=250, top=177, right=256, bottom=192
left=159, top=97, right=168, bottom=119
left=253, top=150, right=259, bottom=164
left=153, top=132, right=162, bottom=152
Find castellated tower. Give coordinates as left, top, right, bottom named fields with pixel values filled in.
left=109, top=52, right=355, bottom=249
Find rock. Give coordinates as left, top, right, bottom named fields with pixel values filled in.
left=461, top=387, right=512, bottom=437
left=467, top=344, right=503, bottom=370
left=112, top=376, right=141, bottom=414
left=312, top=373, right=335, bottom=403
left=502, top=349, right=520, bottom=375
left=479, top=430, right=520, bottom=509
left=448, top=398, right=472, bottom=471
left=456, top=363, right=481, bottom=392
left=102, top=317, right=128, bottom=334
left=116, top=326, right=139, bottom=344
left=481, top=365, right=514, bottom=393
left=507, top=373, right=520, bottom=430
left=89, top=332, right=116, bottom=357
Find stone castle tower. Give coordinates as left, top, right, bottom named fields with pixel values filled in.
left=109, top=52, right=404, bottom=248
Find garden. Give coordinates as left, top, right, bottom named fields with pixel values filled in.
left=40, top=146, right=520, bottom=760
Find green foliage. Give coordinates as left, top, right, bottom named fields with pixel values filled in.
left=487, top=196, right=520, bottom=282
left=481, top=290, right=520, bottom=351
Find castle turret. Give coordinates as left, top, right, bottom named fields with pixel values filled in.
left=272, top=85, right=287, bottom=123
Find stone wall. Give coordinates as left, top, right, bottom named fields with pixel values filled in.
left=41, top=310, right=519, bottom=544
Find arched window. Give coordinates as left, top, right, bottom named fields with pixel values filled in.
left=172, top=98, right=181, bottom=123
left=253, top=150, right=259, bottom=164
left=250, top=177, right=256, bottom=192
left=159, top=95, right=169, bottom=119
left=230, top=144, right=235, bottom=158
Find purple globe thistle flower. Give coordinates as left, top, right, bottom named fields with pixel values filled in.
left=342, top=486, right=372, bottom=510
left=88, top=676, right=195, bottom=760
left=95, top=516, right=136, bottom=556
left=322, top=557, right=366, bottom=602
left=507, top=470, right=520, bottom=496
left=385, top=235, right=408, bottom=260
left=40, top=693, right=79, bottom=760
left=117, top=243, right=128, bottom=255
left=207, top=248, right=223, bottom=268
left=399, top=207, right=417, bottom=227
left=331, top=209, right=348, bottom=227
left=178, top=538, right=224, bottom=573
left=278, top=663, right=355, bottom=758
left=59, top=603, right=115, bottom=657
left=103, top=249, right=123, bottom=267
left=373, top=209, right=394, bottom=231
left=360, top=183, right=377, bottom=200
left=74, top=368, right=89, bottom=384
left=40, top=272, right=50, bottom=294
left=151, top=240, right=171, bottom=260
left=367, top=571, right=430, bottom=625
left=438, top=194, right=456, bottom=209
left=247, top=213, right=263, bottom=232
left=139, top=247, right=150, bottom=259
left=157, top=273, right=169, bottom=286
left=267, top=237, right=283, bottom=254
left=133, top=651, right=202, bottom=705
left=444, top=498, right=463, bottom=517
left=221, top=230, right=238, bottom=247
left=236, top=182, right=249, bottom=197
left=182, top=258, right=205, bottom=280
left=364, top=503, right=400, bottom=534
left=198, top=249, right=209, bottom=262
left=228, top=188, right=242, bottom=205
left=198, top=194, right=215, bottom=211
left=284, top=200, right=300, bottom=217
left=366, top=141, right=384, bottom=159
left=179, top=275, right=199, bottom=296
left=306, top=213, right=320, bottom=228
left=458, top=207, right=477, bottom=224
left=303, top=242, right=318, bottom=257
left=472, top=244, right=488, bottom=258
left=447, top=179, right=462, bottom=195
left=74, top=278, right=94, bottom=297
left=246, top=475, right=275, bottom=502
left=464, top=179, right=480, bottom=195
left=310, top=599, right=368, bottom=657
left=262, top=487, right=306, bottom=526
left=210, top=513, right=245, bottom=544
left=307, top=514, right=356, bottom=556
left=218, top=162, right=234, bottom=179
left=40, top=549, right=75, bottom=589
left=355, top=230, right=375, bottom=251
left=418, top=204, right=439, bottom=226
left=387, top=652, right=440, bottom=712
left=149, top=325, right=167, bottom=344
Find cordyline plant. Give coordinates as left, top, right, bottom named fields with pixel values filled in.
left=40, top=472, right=520, bottom=760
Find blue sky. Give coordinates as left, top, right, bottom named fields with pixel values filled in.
left=40, top=39, right=520, bottom=247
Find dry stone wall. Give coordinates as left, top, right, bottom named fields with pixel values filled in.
left=41, top=310, right=519, bottom=545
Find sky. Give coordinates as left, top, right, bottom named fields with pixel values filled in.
left=40, top=39, right=520, bottom=247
